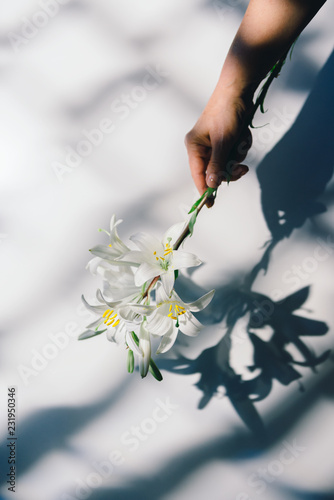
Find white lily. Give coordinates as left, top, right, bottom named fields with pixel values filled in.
left=89, top=214, right=130, bottom=263
left=79, top=290, right=140, bottom=348
left=126, top=283, right=215, bottom=354
left=121, top=224, right=201, bottom=295
left=87, top=215, right=142, bottom=301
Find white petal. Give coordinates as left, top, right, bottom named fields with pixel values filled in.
left=161, top=271, right=174, bottom=296
left=109, top=216, right=129, bottom=254
left=109, top=214, right=117, bottom=232
left=90, top=246, right=139, bottom=267
left=103, top=281, right=139, bottom=302
left=178, top=313, right=202, bottom=336
left=123, top=303, right=156, bottom=316
left=126, top=331, right=142, bottom=356
left=121, top=250, right=147, bottom=264
left=187, top=289, right=215, bottom=312
left=130, top=232, right=162, bottom=253
left=156, top=324, right=179, bottom=354
left=96, top=290, right=122, bottom=308
left=89, top=244, right=120, bottom=260
left=106, top=329, right=117, bottom=342
left=134, top=262, right=159, bottom=286
left=117, top=306, right=136, bottom=322
left=86, top=256, right=102, bottom=275
left=172, top=250, right=201, bottom=270
left=155, top=281, right=170, bottom=303
left=139, top=323, right=151, bottom=377
left=85, top=317, right=103, bottom=329
left=162, top=221, right=186, bottom=246
left=81, top=295, right=106, bottom=314
left=110, top=322, right=127, bottom=344
left=148, top=313, right=172, bottom=336
left=78, top=329, right=105, bottom=340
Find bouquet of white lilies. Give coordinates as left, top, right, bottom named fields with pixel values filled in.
left=79, top=190, right=216, bottom=381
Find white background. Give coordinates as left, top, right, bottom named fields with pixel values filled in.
left=1, top=1, right=334, bottom=499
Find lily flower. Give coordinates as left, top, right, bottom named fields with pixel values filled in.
left=88, top=214, right=130, bottom=262
left=79, top=290, right=140, bottom=348
left=126, top=283, right=215, bottom=354
left=121, top=225, right=201, bottom=295
left=87, top=215, right=142, bottom=301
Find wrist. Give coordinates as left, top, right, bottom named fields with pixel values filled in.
left=215, top=57, right=259, bottom=106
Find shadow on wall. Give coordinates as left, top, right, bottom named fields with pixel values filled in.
left=249, top=49, right=334, bottom=281
left=160, top=51, right=334, bottom=438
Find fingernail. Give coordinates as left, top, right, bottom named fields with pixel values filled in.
left=206, top=173, right=219, bottom=187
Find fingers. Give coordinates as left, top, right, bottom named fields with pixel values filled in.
left=185, top=132, right=210, bottom=195
left=206, top=127, right=252, bottom=187
left=185, top=125, right=252, bottom=195
left=188, top=152, right=208, bottom=195
left=206, top=139, right=234, bottom=187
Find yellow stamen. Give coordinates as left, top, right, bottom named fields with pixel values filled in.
left=169, top=304, right=173, bottom=312
left=106, top=319, right=114, bottom=326
left=109, top=244, right=112, bottom=247
left=168, top=312, right=173, bottom=318
left=102, top=309, right=111, bottom=318
left=153, top=251, right=157, bottom=255
left=109, top=313, right=117, bottom=320
left=113, top=319, right=120, bottom=327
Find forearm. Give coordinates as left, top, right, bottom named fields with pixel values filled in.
left=216, top=0, right=326, bottom=100
left=185, top=0, right=327, bottom=194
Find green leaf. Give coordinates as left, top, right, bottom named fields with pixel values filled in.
left=206, top=187, right=216, bottom=197
left=188, top=192, right=205, bottom=214
left=250, top=40, right=297, bottom=128
left=188, top=187, right=217, bottom=214
left=127, top=349, right=134, bottom=373
left=149, top=358, right=163, bottom=381
left=78, top=329, right=106, bottom=340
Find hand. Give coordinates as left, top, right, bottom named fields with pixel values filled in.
left=185, top=89, right=253, bottom=196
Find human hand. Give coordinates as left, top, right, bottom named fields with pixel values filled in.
left=185, top=89, right=253, bottom=199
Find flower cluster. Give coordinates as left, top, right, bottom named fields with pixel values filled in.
left=80, top=215, right=215, bottom=380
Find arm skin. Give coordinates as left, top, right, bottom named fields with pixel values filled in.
left=185, top=0, right=327, bottom=196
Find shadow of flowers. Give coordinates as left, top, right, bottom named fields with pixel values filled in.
left=161, top=281, right=330, bottom=437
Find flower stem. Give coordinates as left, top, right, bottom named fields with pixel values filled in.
left=173, top=193, right=210, bottom=250
left=143, top=276, right=160, bottom=299
left=142, top=192, right=211, bottom=299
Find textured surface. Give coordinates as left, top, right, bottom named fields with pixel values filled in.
left=1, top=1, right=334, bottom=499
